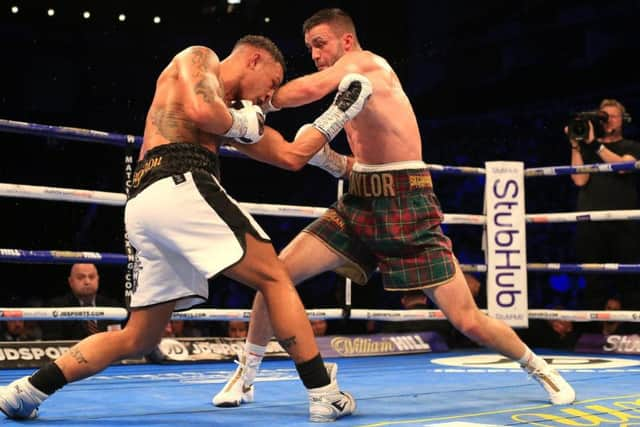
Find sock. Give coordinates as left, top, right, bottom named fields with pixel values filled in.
left=517, top=346, right=546, bottom=371
left=295, top=353, right=330, bottom=389
left=29, top=362, right=67, bottom=395
left=245, top=342, right=266, bottom=360
left=242, top=342, right=266, bottom=385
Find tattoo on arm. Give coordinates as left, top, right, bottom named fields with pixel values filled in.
left=278, top=336, right=297, bottom=350
left=194, top=77, right=216, bottom=104
left=190, top=47, right=209, bottom=76
left=69, top=347, right=88, bottom=364
left=189, top=47, right=218, bottom=104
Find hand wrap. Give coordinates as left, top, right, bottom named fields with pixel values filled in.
left=296, top=124, right=348, bottom=178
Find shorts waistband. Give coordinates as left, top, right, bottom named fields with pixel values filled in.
left=130, top=143, right=220, bottom=198
left=348, top=168, right=432, bottom=198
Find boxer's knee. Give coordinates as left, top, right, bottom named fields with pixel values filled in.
left=118, top=328, right=163, bottom=358
left=450, top=309, right=487, bottom=344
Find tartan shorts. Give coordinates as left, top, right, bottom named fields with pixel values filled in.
left=303, top=167, right=456, bottom=291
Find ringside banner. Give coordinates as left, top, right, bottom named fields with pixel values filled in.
left=576, top=333, right=640, bottom=354
left=484, top=161, right=528, bottom=327
left=0, top=331, right=448, bottom=368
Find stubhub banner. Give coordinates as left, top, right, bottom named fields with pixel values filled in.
left=484, top=161, right=528, bottom=328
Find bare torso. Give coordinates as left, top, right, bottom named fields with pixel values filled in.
left=139, top=52, right=224, bottom=160
left=344, top=51, right=422, bottom=164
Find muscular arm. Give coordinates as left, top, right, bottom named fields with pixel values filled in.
left=229, top=126, right=327, bottom=171
left=271, top=53, right=363, bottom=108
left=178, top=46, right=234, bottom=135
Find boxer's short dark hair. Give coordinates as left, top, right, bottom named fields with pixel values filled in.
left=235, top=35, right=286, bottom=74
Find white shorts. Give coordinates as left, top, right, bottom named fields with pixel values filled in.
left=124, top=170, right=270, bottom=311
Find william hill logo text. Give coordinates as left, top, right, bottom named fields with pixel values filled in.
left=330, top=335, right=431, bottom=356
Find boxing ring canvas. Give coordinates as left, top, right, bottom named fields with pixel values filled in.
left=1, top=350, right=638, bottom=426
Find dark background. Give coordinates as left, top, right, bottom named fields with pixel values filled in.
left=1, top=0, right=639, bottom=312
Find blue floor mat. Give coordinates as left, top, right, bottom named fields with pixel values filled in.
left=1, top=350, right=638, bottom=426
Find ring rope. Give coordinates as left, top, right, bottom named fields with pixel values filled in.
left=1, top=307, right=638, bottom=323
left=0, top=182, right=127, bottom=206
left=2, top=249, right=639, bottom=273
left=350, top=309, right=640, bottom=323
left=5, top=182, right=640, bottom=224
left=0, top=249, right=126, bottom=264
left=526, top=262, right=640, bottom=273
left=0, top=118, right=141, bottom=147
left=423, top=164, right=486, bottom=175
left=5, top=181, right=640, bottom=226
left=526, top=210, right=640, bottom=223
left=0, top=182, right=328, bottom=218
left=525, top=161, right=640, bottom=176
left=4, top=118, right=640, bottom=177
left=0, top=182, right=486, bottom=223
left=0, top=118, right=486, bottom=175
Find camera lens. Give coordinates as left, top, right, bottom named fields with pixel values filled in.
left=568, top=119, right=589, bottom=141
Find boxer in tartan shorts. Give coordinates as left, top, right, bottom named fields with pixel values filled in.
left=214, top=7, right=576, bottom=409
left=305, top=166, right=456, bottom=290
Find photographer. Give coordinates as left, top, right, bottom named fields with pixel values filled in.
left=566, top=99, right=640, bottom=310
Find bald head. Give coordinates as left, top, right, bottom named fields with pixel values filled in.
left=68, top=263, right=99, bottom=303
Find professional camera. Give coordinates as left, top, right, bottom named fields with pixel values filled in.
left=567, top=110, right=608, bottom=141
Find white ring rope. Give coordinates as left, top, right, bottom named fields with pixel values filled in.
left=5, top=181, right=639, bottom=224
left=0, top=307, right=127, bottom=321
left=4, top=182, right=639, bottom=224
left=0, top=307, right=344, bottom=322
left=0, top=182, right=486, bottom=224
left=350, top=309, right=640, bottom=323
left=526, top=210, right=640, bottom=223
left=0, top=182, right=326, bottom=218
left=1, top=307, right=638, bottom=323
left=0, top=183, right=127, bottom=206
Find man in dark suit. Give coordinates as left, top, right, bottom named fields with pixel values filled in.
left=45, top=263, right=122, bottom=340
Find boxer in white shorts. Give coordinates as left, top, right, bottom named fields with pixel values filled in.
left=0, top=35, right=372, bottom=422
left=126, top=143, right=272, bottom=312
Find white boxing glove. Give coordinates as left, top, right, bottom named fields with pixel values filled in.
left=296, top=124, right=348, bottom=178
left=224, top=100, right=265, bottom=144
left=313, top=73, right=373, bottom=141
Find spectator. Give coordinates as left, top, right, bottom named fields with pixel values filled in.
left=1, top=320, right=42, bottom=341
left=587, top=296, right=637, bottom=336
left=165, top=320, right=205, bottom=338
left=525, top=306, right=579, bottom=350
left=1, top=297, right=43, bottom=342
left=227, top=320, right=249, bottom=339
left=160, top=321, right=176, bottom=338
left=310, top=319, right=328, bottom=337
left=567, top=99, right=640, bottom=309
left=44, top=263, right=122, bottom=340
left=545, top=318, right=579, bottom=349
